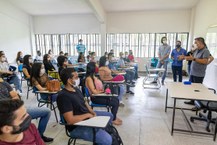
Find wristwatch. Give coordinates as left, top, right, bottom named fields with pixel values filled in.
left=193, top=58, right=196, bottom=61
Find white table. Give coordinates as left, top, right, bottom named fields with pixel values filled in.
left=165, top=82, right=217, bottom=141
left=74, top=116, right=110, bottom=128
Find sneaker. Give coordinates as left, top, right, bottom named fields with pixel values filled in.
left=41, top=136, right=54, bottom=143
left=191, top=106, right=199, bottom=111
left=184, top=100, right=195, bottom=105
left=126, top=91, right=134, bottom=94
left=119, top=101, right=125, bottom=107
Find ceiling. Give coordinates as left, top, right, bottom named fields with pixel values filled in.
left=8, top=0, right=93, bottom=15
left=101, top=0, right=200, bottom=12
left=7, top=0, right=200, bottom=16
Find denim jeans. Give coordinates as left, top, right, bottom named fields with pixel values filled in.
left=125, top=70, right=135, bottom=82
left=133, top=64, right=139, bottom=79
left=157, top=61, right=168, bottom=83
left=118, top=84, right=125, bottom=101
left=8, top=74, right=22, bottom=92
left=172, top=65, right=182, bottom=82
left=70, top=111, right=113, bottom=145
left=27, top=106, right=51, bottom=136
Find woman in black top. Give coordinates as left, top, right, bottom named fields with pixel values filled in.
left=16, top=51, right=23, bottom=65
left=43, top=54, right=55, bottom=74
left=57, top=55, right=68, bottom=75
left=22, top=55, right=33, bottom=79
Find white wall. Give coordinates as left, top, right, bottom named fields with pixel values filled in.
left=107, top=10, right=191, bottom=33
left=193, top=0, right=217, bottom=38
left=33, top=14, right=101, bottom=34
left=0, top=0, right=32, bottom=63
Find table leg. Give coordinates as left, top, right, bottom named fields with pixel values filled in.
left=171, top=98, right=176, bottom=135
left=213, top=116, right=217, bottom=141
left=165, top=89, right=168, bottom=112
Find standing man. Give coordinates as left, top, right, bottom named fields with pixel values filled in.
left=76, top=39, right=86, bottom=55
left=157, top=36, right=171, bottom=85
left=171, top=41, right=187, bottom=82
left=184, top=37, right=210, bottom=105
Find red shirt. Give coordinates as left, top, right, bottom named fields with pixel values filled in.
left=0, top=124, right=45, bottom=145
left=128, top=55, right=134, bottom=62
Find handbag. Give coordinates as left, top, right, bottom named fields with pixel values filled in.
left=46, top=80, right=61, bottom=92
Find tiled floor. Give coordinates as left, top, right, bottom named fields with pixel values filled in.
left=22, top=76, right=217, bottom=145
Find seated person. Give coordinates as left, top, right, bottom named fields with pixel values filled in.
left=0, top=99, right=45, bottom=145
left=0, top=53, right=22, bottom=94
left=43, top=54, right=56, bottom=74
left=128, top=50, right=139, bottom=79
left=85, top=62, right=122, bottom=125
left=99, top=56, right=125, bottom=106
left=22, top=55, right=33, bottom=79
left=30, top=62, right=57, bottom=102
left=124, top=51, right=130, bottom=63
left=0, top=78, right=53, bottom=142
left=57, top=68, right=113, bottom=145
left=35, top=50, right=43, bottom=62
left=78, top=52, right=86, bottom=63
left=16, top=51, right=23, bottom=72
left=57, top=55, right=68, bottom=75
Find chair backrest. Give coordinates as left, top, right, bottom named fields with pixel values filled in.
left=84, top=87, right=90, bottom=98
left=59, top=114, right=71, bottom=137
left=144, top=64, right=150, bottom=75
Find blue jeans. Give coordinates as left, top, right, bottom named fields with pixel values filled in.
left=133, top=64, right=139, bottom=79
left=8, top=74, right=22, bottom=92
left=157, top=61, right=168, bottom=83
left=118, top=84, right=125, bottom=101
left=125, top=70, right=135, bottom=82
left=70, top=111, right=113, bottom=145
left=27, top=106, right=51, bottom=136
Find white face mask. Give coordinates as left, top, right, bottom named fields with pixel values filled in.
left=105, top=61, right=109, bottom=66
left=40, top=68, right=45, bottom=76
left=73, top=78, right=80, bottom=87
left=193, top=44, right=198, bottom=50
left=29, top=59, right=33, bottom=63
left=163, top=40, right=167, bottom=44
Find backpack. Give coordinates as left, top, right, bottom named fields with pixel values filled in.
left=106, top=124, right=123, bottom=145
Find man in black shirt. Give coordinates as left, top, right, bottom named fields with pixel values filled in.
left=57, top=68, right=113, bottom=145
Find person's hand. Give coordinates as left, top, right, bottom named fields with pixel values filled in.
left=7, top=71, right=13, bottom=75
left=91, top=112, right=96, bottom=117
left=185, top=54, right=194, bottom=61
left=160, top=60, right=164, bottom=64
left=178, top=55, right=185, bottom=60
left=87, top=113, right=94, bottom=118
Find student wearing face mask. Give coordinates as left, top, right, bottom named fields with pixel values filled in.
left=99, top=56, right=126, bottom=106
left=43, top=54, right=56, bottom=74
left=57, top=68, right=114, bottom=145
left=0, top=99, right=45, bottom=145
left=171, top=41, right=187, bottom=82
left=156, top=37, right=171, bottom=85
left=0, top=53, right=22, bottom=94
left=30, top=63, right=58, bottom=102
left=22, top=55, right=33, bottom=79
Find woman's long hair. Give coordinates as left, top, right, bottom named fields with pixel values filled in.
left=16, top=51, right=22, bottom=62
left=30, top=62, right=42, bottom=86
left=86, top=62, right=96, bottom=86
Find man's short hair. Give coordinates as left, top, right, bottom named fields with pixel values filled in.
left=161, top=36, right=167, bottom=43
left=0, top=99, right=24, bottom=134
left=60, top=68, right=75, bottom=85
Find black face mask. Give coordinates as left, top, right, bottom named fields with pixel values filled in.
left=11, top=115, right=32, bottom=134
left=176, top=44, right=181, bottom=48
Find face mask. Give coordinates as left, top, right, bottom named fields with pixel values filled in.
left=163, top=40, right=167, bottom=44
left=176, top=44, right=181, bottom=48
left=105, top=61, right=109, bottom=66
left=40, top=68, right=45, bottom=76
left=29, top=59, right=33, bottom=63
left=11, top=115, right=32, bottom=134
left=74, top=78, right=80, bottom=87
left=193, top=44, right=198, bottom=50
left=111, top=57, right=115, bottom=61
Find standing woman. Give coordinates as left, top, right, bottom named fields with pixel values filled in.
left=16, top=51, right=23, bottom=72
left=22, top=55, right=33, bottom=79
left=30, top=62, right=57, bottom=102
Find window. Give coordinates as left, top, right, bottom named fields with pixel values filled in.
left=35, top=34, right=101, bottom=56
left=106, top=32, right=189, bottom=57
left=206, top=33, right=217, bottom=57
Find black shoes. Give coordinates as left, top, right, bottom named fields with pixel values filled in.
left=41, top=135, right=54, bottom=143
left=184, top=100, right=195, bottom=105
left=126, top=91, right=134, bottom=94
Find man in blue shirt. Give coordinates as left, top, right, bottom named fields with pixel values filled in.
left=76, top=39, right=86, bottom=55
left=171, top=40, right=187, bottom=82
